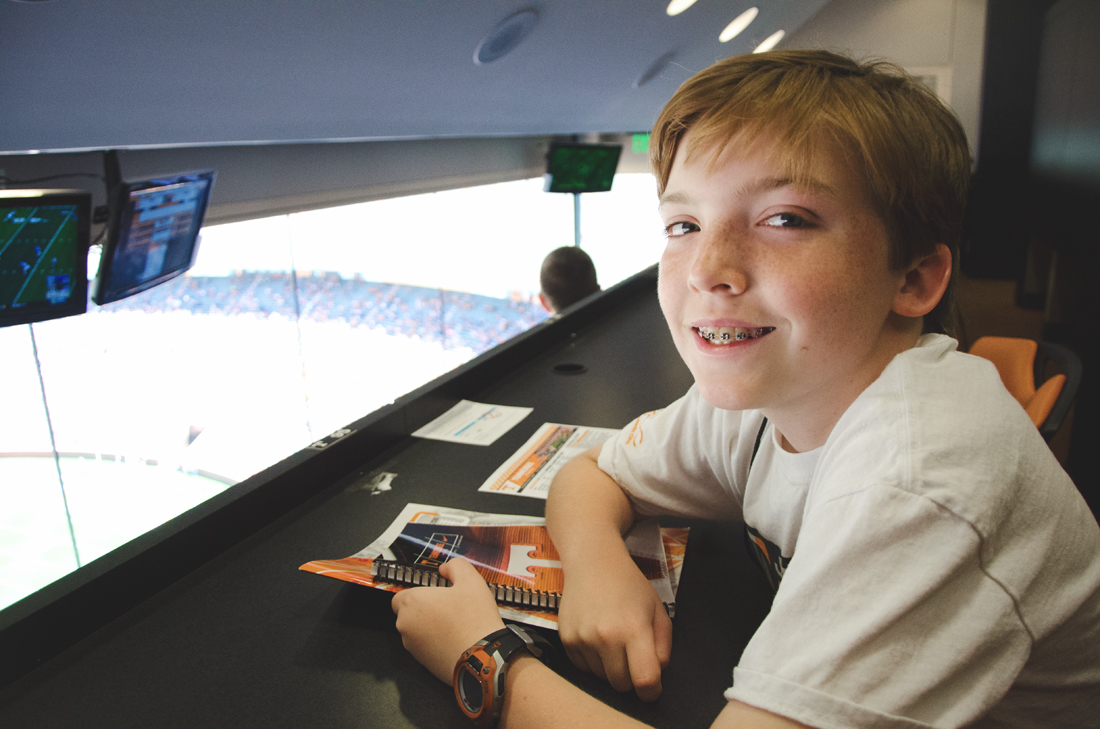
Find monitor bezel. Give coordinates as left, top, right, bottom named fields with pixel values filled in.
left=0, top=188, right=91, bottom=328
left=92, top=169, right=216, bottom=306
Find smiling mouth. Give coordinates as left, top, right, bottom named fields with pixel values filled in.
left=695, top=326, right=775, bottom=344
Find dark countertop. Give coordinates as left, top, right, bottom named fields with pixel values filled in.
left=0, top=273, right=774, bottom=728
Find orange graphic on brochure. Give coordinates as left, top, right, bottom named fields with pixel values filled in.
left=486, top=425, right=576, bottom=492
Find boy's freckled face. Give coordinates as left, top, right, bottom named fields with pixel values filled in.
left=657, top=132, right=908, bottom=422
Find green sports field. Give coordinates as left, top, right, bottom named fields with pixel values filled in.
left=0, top=205, right=79, bottom=310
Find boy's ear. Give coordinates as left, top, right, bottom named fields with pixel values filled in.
left=893, top=243, right=951, bottom=318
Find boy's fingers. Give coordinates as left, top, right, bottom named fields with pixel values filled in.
left=582, top=644, right=610, bottom=682
left=653, top=607, right=673, bottom=668
left=625, top=635, right=664, bottom=701
left=597, top=645, right=634, bottom=693
left=563, top=643, right=594, bottom=676
left=560, top=605, right=668, bottom=699
left=580, top=636, right=659, bottom=697
left=438, top=557, right=474, bottom=582
left=389, top=558, right=470, bottom=615
left=567, top=641, right=620, bottom=689
left=390, top=587, right=409, bottom=614
left=441, top=558, right=496, bottom=599
left=578, top=642, right=631, bottom=694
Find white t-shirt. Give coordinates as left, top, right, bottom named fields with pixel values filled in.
left=598, top=334, right=1100, bottom=728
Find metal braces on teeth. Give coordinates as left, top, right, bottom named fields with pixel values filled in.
left=696, top=326, right=774, bottom=343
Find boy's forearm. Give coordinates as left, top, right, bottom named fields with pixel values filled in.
left=500, top=657, right=810, bottom=729
left=545, top=445, right=636, bottom=566
left=500, top=655, right=651, bottom=729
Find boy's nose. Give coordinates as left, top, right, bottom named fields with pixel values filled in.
left=687, top=231, right=748, bottom=295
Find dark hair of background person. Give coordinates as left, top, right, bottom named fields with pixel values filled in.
left=539, top=246, right=600, bottom=313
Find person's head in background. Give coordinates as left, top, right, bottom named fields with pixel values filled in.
left=539, top=246, right=601, bottom=313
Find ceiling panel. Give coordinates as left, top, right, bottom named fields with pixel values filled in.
left=0, top=0, right=831, bottom=153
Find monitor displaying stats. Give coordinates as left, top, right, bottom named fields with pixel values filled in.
left=92, top=170, right=215, bottom=306
left=0, top=189, right=91, bottom=328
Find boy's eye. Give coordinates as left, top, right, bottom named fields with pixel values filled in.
left=761, top=212, right=809, bottom=228
left=664, top=221, right=699, bottom=237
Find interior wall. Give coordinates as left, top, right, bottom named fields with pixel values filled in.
left=785, top=0, right=987, bottom=156
left=964, top=0, right=1057, bottom=282
left=1031, top=0, right=1100, bottom=218
left=1028, top=0, right=1100, bottom=504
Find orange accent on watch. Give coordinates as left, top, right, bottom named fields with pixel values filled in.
left=454, top=624, right=552, bottom=727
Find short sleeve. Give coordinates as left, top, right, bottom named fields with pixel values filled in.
left=597, top=386, right=759, bottom=521
left=726, top=484, right=1031, bottom=728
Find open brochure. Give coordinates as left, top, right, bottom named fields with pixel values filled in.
left=478, top=423, right=622, bottom=499
left=300, top=502, right=688, bottom=630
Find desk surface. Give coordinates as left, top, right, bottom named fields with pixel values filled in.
left=0, top=281, right=774, bottom=728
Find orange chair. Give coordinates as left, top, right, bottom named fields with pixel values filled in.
left=969, top=336, right=1082, bottom=441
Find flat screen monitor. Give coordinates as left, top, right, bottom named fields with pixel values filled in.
left=543, top=143, right=622, bottom=193
left=92, top=169, right=215, bottom=305
left=0, top=188, right=91, bottom=328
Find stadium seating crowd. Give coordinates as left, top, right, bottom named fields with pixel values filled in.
left=95, top=272, right=550, bottom=354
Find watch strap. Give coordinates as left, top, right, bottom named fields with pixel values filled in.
left=455, top=625, right=552, bottom=727
left=486, top=624, right=552, bottom=662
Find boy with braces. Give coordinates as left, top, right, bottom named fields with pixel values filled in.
left=392, top=50, right=1100, bottom=728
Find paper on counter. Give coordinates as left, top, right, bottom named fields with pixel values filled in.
left=478, top=422, right=621, bottom=499
left=411, top=400, right=532, bottom=446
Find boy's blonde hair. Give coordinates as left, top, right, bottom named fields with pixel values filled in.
left=650, top=50, right=970, bottom=336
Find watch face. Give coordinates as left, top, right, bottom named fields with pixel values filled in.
left=455, top=628, right=539, bottom=726
left=458, top=663, right=485, bottom=713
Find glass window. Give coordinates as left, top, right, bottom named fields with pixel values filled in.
left=0, top=172, right=664, bottom=611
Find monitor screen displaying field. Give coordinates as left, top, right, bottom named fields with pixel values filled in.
left=543, top=144, right=621, bottom=193
left=0, top=203, right=82, bottom=320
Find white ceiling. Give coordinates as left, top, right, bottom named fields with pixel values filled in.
left=0, top=0, right=831, bottom=154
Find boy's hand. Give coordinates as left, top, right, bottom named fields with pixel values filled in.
left=546, top=443, right=673, bottom=702
left=391, top=558, right=506, bottom=684
left=558, top=545, right=673, bottom=702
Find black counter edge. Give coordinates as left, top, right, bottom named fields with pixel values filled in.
left=0, top=264, right=659, bottom=692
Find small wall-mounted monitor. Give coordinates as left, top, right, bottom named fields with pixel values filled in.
left=0, top=188, right=91, bottom=328
left=543, top=143, right=622, bottom=193
left=92, top=169, right=215, bottom=306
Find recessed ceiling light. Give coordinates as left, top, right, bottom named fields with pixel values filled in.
left=753, top=29, right=785, bottom=53
left=3, top=189, right=51, bottom=197
left=473, top=8, right=539, bottom=65
left=719, top=7, right=759, bottom=42
left=666, top=0, right=699, bottom=16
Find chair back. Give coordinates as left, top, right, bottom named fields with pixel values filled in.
left=1034, top=341, right=1084, bottom=441
left=968, top=337, right=1039, bottom=410
left=969, top=336, right=1082, bottom=441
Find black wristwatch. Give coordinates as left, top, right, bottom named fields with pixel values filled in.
left=454, top=624, right=552, bottom=727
